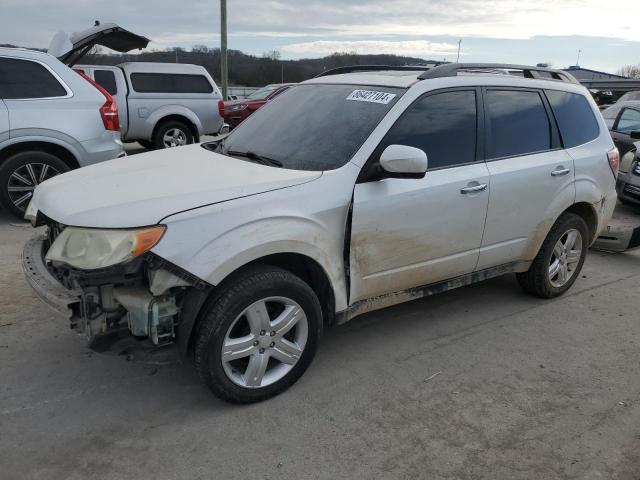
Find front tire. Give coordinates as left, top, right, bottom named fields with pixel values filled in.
left=0, top=151, right=69, bottom=218
left=194, top=265, right=322, bottom=403
left=517, top=212, right=588, bottom=298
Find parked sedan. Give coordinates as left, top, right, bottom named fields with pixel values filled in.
left=219, top=83, right=294, bottom=129
left=605, top=102, right=640, bottom=206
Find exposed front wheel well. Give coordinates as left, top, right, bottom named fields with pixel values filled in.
left=564, top=202, right=598, bottom=244
left=0, top=141, right=79, bottom=170
left=244, top=253, right=336, bottom=326
left=152, top=115, right=199, bottom=143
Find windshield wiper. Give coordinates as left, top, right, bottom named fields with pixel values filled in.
left=225, top=150, right=283, bottom=167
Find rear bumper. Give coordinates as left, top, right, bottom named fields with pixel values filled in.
left=22, top=235, right=81, bottom=318
left=79, top=132, right=125, bottom=166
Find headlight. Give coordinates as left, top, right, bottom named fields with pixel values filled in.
left=230, top=104, right=248, bottom=111
left=45, top=225, right=166, bottom=270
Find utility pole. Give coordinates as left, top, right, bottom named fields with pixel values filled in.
left=220, top=0, right=229, bottom=100
left=576, top=49, right=581, bottom=67
left=456, top=39, right=462, bottom=63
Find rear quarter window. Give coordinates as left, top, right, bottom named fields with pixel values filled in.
left=130, top=72, right=213, bottom=94
left=0, top=57, right=67, bottom=99
left=546, top=90, right=600, bottom=147
left=94, top=70, right=118, bottom=95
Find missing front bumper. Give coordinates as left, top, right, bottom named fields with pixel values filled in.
left=22, top=234, right=81, bottom=318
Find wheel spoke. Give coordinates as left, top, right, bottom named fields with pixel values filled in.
left=38, top=164, right=49, bottom=183
left=8, top=186, right=34, bottom=192
left=271, top=338, right=303, bottom=365
left=549, top=259, right=561, bottom=279
left=566, top=250, right=581, bottom=266
left=12, top=191, right=33, bottom=207
left=564, top=230, right=579, bottom=250
left=10, top=171, right=32, bottom=186
left=557, top=263, right=568, bottom=283
left=271, top=304, right=302, bottom=337
left=221, top=335, right=257, bottom=362
left=25, top=164, right=38, bottom=186
left=244, top=352, right=269, bottom=387
left=245, top=301, right=271, bottom=334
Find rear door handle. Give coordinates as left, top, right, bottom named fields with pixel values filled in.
left=460, top=183, right=488, bottom=194
left=551, top=167, right=571, bottom=177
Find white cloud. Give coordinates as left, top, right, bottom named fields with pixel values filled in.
left=282, top=39, right=459, bottom=57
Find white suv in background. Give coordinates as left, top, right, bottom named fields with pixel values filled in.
left=0, top=47, right=124, bottom=217
left=23, top=63, right=618, bottom=403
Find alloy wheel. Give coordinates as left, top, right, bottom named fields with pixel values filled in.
left=162, top=128, right=187, bottom=148
left=7, top=162, right=60, bottom=212
left=221, top=296, right=308, bottom=389
left=548, top=228, right=582, bottom=288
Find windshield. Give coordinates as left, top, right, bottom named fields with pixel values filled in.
left=246, top=85, right=278, bottom=100
left=213, top=84, right=403, bottom=171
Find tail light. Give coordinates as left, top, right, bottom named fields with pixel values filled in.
left=218, top=100, right=225, bottom=117
left=607, top=148, right=620, bottom=178
left=76, top=71, right=120, bottom=132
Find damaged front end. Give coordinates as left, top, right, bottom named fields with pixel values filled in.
left=22, top=217, right=209, bottom=355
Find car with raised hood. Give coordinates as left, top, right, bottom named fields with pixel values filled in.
left=51, top=23, right=225, bottom=149
left=220, top=83, right=294, bottom=129
left=23, top=63, right=618, bottom=403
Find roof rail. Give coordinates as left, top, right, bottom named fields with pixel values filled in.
left=417, top=63, right=580, bottom=84
left=314, top=64, right=439, bottom=78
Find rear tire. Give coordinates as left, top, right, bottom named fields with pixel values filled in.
left=153, top=121, right=194, bottom=149
left=0, top=151, right=69, bottom=219
left=516, top=212, right=588, bottom=298
left=194, top=265, right=322, bottom=403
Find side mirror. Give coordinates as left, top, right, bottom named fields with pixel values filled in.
left=630, top=131, right=640, bottom=140
left=379, top=145, right=428, bottom=178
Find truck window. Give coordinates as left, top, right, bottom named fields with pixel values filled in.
left=0, top=57, right=67, bottom=99
left=94, top=70, right=118, bottom=95
left=546, top=90, right=600, bottom=147
left=130, top=73, right=213, bottom=94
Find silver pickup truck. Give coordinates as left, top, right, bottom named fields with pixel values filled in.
left=49, top=23, right=225, bottom=149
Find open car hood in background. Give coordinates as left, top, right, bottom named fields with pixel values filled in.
left=48, top=23, right=150, bottom=66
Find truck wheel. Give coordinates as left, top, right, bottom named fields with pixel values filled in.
left=194, top=265, right=322, bottom=403
left=516, top=212, right=588, bottom=298
left=0, top=151, right=69, bottom=218
left=154, top=121, right=194, bottom=149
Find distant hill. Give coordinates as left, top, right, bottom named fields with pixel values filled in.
left=1, top=43, right=442, bottom=86
left=82, top=47, right=441, bottom=86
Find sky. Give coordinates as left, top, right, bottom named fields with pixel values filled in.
left=2, top=0, right=639, bottom=74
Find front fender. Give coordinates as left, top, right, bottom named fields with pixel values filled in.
left=154, top=211, right=351, bottom=312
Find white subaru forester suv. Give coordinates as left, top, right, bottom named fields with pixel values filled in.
left=23, top=64, right=618, bottom=403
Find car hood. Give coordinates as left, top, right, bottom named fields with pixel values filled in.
left=33, top=144, right=322, bottom=228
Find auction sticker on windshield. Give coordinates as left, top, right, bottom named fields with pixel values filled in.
left=346, top=89, right=396, bottom=104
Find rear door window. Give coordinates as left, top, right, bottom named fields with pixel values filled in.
left=615, top=108, right=640, bottom=133
left=485, top=89, right=551, bottom=159
left=94, top=70, right=118, bottom=95
left=130, top=73, right=213, bottom=94
left=0, top=57, right=67, bottom=99
left=545, top=90, right=600, bottom=147
left=378, top=90, right=478, bottom=170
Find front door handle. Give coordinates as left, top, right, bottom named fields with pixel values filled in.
left=460, top=183, right=488, bottom=194
left=551, top=167, right=571, bottom=177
